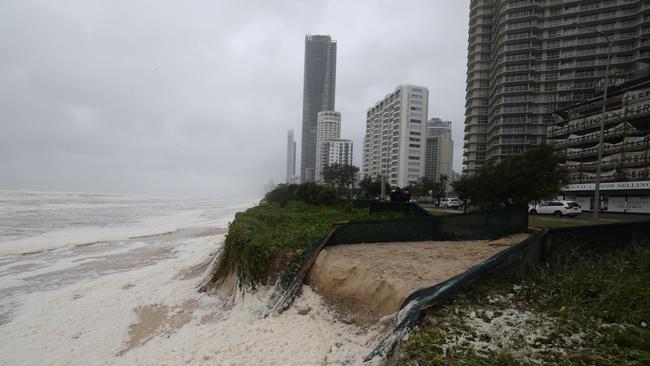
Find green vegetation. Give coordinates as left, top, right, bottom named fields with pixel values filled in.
left=321, top=163, right=359, bottom=196
left=454, top=145, right=568, bottom=209
left=359, top=176, right=391, bottom=200
left=207, top=201, right=402, bottom=288
left=263, top=182, right=339, bottom=206
left=406, top=175, right=449, bottom=202
left=396, top=243, right=650, bottom=365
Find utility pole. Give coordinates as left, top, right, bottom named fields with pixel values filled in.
left=574, top=22, right=613, bottom=220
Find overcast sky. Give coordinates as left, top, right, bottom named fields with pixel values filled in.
left=0, top=0, right=470, bottom=198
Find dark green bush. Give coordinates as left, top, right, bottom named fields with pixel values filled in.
left=295, top=182, right=338, bottom=205
left=264, top=183, right=298, bottom=206
left=264, top=182, right=338, bottom=206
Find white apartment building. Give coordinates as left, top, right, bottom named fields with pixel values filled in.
left=362, top=85, right=429, bottom=187
left=425, top=118, right=454, bottom=188
left=323, top=139, right=353, bottom=167
left=315, top=111, right=342, bottom=182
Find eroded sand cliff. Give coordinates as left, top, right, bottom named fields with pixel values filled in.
left=307, top=234, right=530, bottom=326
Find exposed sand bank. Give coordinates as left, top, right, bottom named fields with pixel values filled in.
left=307, top=234, right=530, bottom=326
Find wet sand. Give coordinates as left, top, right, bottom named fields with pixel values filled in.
left=0, top=223, right=377, bottom=365
left=307, top=234, right=530, bottom=325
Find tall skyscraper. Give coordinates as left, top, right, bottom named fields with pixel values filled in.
left=425, top=118, right=454, bottom=188
left=465, top=0, right=650, bottom=174
left=286, top=129, right=296, bottom=183
left=363, top=85, right=429, bottom=187
left=300, top=35, right=337, bottom=183
left=315, top=111, right=341, bottom=182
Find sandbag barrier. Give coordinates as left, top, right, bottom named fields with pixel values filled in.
left=363, top=218, right=650, bottom=365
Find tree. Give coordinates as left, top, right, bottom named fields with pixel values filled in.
left=359, top=176, right=391, bottom=200
left=322, top=163, right=359, bottom=195
left=436, top=174, right=448, bottom=203
left=453, top=145, right=568, bottom=209
left=418, top=176, right=438, bottom=199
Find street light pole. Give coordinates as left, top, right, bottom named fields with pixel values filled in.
left=593, top=40, right=613, bottom=220
left=574, top=22, right=613, bottom=220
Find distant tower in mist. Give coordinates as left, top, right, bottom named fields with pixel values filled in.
left=286, top=130, right=296, bottom=183
left=425, top=118, right=454, bottom=190
left=300, top=34, right=337, bottom=183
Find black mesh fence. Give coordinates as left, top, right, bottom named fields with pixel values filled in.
left=328, top=206, right=528, bottom=245
left=544, top=220, right=650, bottom=256
left=350, top=200, right=432, bottom=217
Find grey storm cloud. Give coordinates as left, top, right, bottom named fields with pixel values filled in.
left=0, top=0, right=470, bottom=198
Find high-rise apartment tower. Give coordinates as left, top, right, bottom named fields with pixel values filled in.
left=465, top=0, right=650, bottom=174
left=301, top=34, right=337, bottom=182
left=363, top=85, right=429, bottom=187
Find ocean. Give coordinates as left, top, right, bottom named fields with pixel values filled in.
left=0, top=190, right=377, bottom=365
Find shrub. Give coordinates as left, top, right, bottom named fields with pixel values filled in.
left=264, top=184, right=298, bottom=206
left=264, top=182, right=338, bottom=206
left=295, top=182, right=338, bottom=205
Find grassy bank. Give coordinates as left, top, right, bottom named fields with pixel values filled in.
left=395, top=243, right=650, bottom=365
left=204, top=201, right=402, bottom=289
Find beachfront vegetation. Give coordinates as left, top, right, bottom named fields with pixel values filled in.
left=322, top=163, right=359, bottom=196
left=204, top=201, right=402, bottom=288
left=396, top=243, right=650, bottom=365
left=454, top=144, right=568, bottom=209
left=406, top=175, right=448, bottom=202
left=358, top=176, right=391, bottom=200
left=263, top=182, right=339, bottom=206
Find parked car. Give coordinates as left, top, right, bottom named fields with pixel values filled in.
left=441, top=197, right=462, bottom=209
left=529, top=200, right=582, bottom=217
